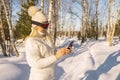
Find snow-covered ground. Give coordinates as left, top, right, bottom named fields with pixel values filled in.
left=0, top=37, right=120, bottom=80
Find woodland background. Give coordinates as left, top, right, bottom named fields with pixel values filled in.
left=0, top=0, right=120, bottom=57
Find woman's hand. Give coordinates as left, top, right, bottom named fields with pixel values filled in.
left=55, top=48, right=72, bottom=59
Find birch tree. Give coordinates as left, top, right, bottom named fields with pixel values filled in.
left=1, top=0, right=19, bottom=57
left=48, top=0, right=53, bottom=33
left=81, top=0, right=88, bottom=43
left=68, top=0, right=74, bottom=38
left=0, top=2, right=7, bottom=56
left=53, top=0, right=56, bottom=45
left=106, top=0, right=111, bottom=44
left=106, top=0, right=120, bottom=46
left=41, top=0, right=44, bottom=13
left=95, top=0, right=99, bottom=40
left=53, top=0, right=59, bottom=45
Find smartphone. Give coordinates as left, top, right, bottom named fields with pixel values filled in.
left=67, top=41, right=74, bottom=49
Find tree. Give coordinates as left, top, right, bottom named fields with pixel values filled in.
left=53, top=0, right=59, bottom=45
left=15, top=0, right=36, bottom=39
left=40, top=0, right=44, bottom=13
left=0, top=2, right=8, bottom=56
left=106, top=0, right=111, bottom=45
left=1, top=0, right=19, bottom=57
left=106, top=0, right=120, bottom=46
left=95, top=0, right=99, bottom=40
left=68, top=0, right=74, bottom=38
left=81, top=0, right=88, bottom=43
left=48, top=0, right=53, bottom=33
left=115, top=20, right=120, bottom=39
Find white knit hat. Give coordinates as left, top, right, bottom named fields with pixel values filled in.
left=28, top=6, right=47, bottom=28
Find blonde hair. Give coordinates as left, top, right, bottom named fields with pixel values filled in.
left=24, top=26, right=52, bottom=43
left=24, top=26, right=38, bottom=43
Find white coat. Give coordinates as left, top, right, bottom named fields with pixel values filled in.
left=25, top=37, right=57, bottom=80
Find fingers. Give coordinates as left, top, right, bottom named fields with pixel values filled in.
left=64, top=48, right=71, bottom=55
left=55, top=48, right=72, bottom=59
left=58, top=48, right=71, bottom=55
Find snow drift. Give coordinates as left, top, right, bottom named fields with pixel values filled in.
left=0, top=37, right=120, bottom=80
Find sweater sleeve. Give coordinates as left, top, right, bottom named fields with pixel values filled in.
left=25, top=38, right=57, bottom=69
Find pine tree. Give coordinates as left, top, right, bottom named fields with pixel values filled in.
left=15, top=1, right=35, bottom=39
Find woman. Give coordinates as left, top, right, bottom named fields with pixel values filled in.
left=25, top=6, right=71, bottom=80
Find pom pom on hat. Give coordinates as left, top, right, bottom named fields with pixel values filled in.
left=28, top=6, right=48, bottom=28
left=28, top=6, right=38, bottom=17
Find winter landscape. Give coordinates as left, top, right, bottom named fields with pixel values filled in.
left=0, top=37, right=120, bottom=80
left=0, top=0, right=120, bottom=80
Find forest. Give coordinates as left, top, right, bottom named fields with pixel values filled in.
left=0, top=0, right=120, bottom=57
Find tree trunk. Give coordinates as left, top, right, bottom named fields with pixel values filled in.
left=109, top=0, right=115, bottom=46
left=106, top=0, right=118, bottom=46
left=53, top=0, right=58, bottom=47
left=0, top=3, right=7, bottom=56
left=95, top=0, right=99, bottom=40
left=68, top=1, right=73, bottom=38
left=1, top=0, right=19, bottom=57
left=106, top=0, right=111, bottom=42
left=99, top=25, right=104, bottom=37
left=81, top=0, right=88, bottom=43
left=48, top=0, right=53, bottom=33
left=106, top=0, right=111, bottom=44
left=40, top=0, right=44, bottom=13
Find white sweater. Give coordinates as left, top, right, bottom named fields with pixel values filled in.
left=25, top=37, right=57, bottom=80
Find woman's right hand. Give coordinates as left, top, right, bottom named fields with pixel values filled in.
left=55, top=48, right=71, bottom=59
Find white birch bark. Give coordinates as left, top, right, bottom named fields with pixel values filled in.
left=0, top=3, right=7, bottom=56
left=106, top=0, right=119, bottom=46
left=95, top=0, right=99, bottom=40
left=1, top=0, right=19, bottom=56
left=41, top=0, right=44, bottom=13
left=48, top=0, right=53, bottom=33
left=81, top=0, right=88, bottom=43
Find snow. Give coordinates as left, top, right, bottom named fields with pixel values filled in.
left=0, top=37, right=120, bottom=80
left=0, top=43, right=30, bottom=80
